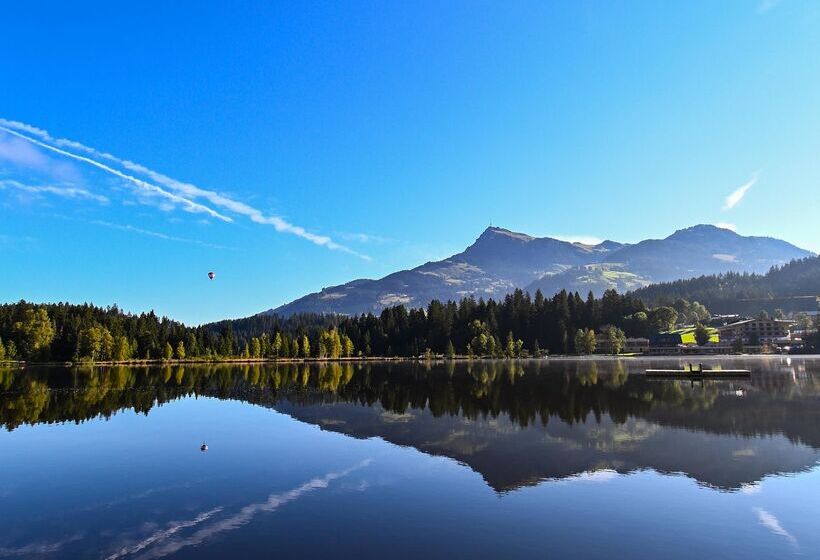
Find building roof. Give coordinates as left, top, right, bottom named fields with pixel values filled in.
left=717, top=318, right=796, bottom=331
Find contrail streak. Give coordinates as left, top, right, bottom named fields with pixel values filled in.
left=0, top=125, right=232, bottom=222
left=0, top=118, right=370, bottom=259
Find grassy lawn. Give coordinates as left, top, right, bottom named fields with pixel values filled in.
left=669, top=326, right=719, bottom=344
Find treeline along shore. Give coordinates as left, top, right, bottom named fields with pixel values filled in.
left=1, top=290, right=698, bottom=363
left=1, top=284, right=817, bottom=364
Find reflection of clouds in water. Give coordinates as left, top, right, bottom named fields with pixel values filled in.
left=339, top=480, right=371, bottom=492
left=106, top=460, right=371, bottom=560
left=561, top=469, right=619, bottom=483
left=78, top=478, right=210, bottom=514
left=0, top=533, right=84, bottom=557
left=105, top=508, right=223, bottom=560
left=733, top=448, right=757, bottom=457
left=740, top=482, right=762, bottom=495
left=755, top=508, right=799, bottom=549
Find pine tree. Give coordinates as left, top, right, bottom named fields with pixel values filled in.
left=164, top=342, right=174, bottom=361
left=445, top=339, right=455, bottom=359
left=176, top=340, right=186, bottom=360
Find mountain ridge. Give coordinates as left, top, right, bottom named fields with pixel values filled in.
left=267, top=224, right=813, bottom=317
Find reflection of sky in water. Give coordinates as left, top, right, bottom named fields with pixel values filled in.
left=0, top=357, right=818, bottom=559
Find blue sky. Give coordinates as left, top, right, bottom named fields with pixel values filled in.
left=1, top=1, right=818, bottom=324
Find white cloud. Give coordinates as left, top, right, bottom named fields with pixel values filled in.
left=0, top=118, right=370, bottom=260
left=0, top=132, right=48, bottom=168
left=550, top=234, right=605, bottom=245
left=755, top=507, right=799, bottom=549
left=0, top=125, right=230, bottom=221
left=340, top=232, right=393, bottom=244
left=90, top=220, right=233, bottom=250
left=0, top=179, right=109, bottom=204
left=723, top=176, right=756, bottom=210
left=714, top=222, right=737, bottom=232
left=0, top=131, right=79, bottom=180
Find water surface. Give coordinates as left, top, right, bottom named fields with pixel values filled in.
left=1, top=357, right=819, bottom=559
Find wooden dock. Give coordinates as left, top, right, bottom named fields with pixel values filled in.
left=645, top=368, right=751, bottom=379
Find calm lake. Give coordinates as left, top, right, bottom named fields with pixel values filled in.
left=1, top=357, right=819, bottom=559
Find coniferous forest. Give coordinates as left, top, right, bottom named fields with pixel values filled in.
left=631, top=256, right=820, bottom=313
left=0, top=289, right=685, bottom=362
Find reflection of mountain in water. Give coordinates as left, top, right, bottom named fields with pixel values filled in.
left=2, top=358, right=819, bottom=492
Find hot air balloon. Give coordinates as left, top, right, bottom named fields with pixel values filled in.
left=208, top=272, right=215, bottom=280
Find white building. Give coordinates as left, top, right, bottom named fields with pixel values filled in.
left=716, top=318, right=795, bottom=345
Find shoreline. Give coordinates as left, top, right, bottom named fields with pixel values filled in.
left=3, top=353, right=817, bottom=368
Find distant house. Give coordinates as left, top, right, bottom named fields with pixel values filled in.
left=717, top=318, right=795, bottom=345
left=594, top=334, right=649, bottom=354
left=624, top=337, right=650, bottom=354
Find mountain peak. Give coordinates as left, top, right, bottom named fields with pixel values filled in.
left=667, top=224, right=739, bottom=239
left=479, top=226, right=535, bottom=242
left=268, top=224, right=812, bottom=316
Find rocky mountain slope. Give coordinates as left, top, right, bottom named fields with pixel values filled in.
left=267, top=225, right=812, bottom=316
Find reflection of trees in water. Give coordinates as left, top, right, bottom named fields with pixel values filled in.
left=1, top=361, right=819, bottom=449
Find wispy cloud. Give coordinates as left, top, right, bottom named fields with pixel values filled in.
left=755, top=507, right=799, bottom=549
left=714, top=222, right=737, bottom=232
left=0, top=131, right=78, bottom=180
left=0, top=233, right=36, bottom=251
left=90, top=220, right=234, bottom=250
left=0, top=118, right=369, bottom=259
left=723, top=176, right=756, bottom=210
left=0, top=125, right=231, bottom=221
left=0, top=179, right=108, bottom=203
left=339, top=232, right=393, bottom=245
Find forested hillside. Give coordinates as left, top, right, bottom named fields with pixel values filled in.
left=631, top=256, right=820, bottom=313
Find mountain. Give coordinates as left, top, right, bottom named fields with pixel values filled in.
left=271, top=227, right=617, bottom=316
left=598, top=225, right=811, bottom=282
left=268, top=224, right=813, bottom=316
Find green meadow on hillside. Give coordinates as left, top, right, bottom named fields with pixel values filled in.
left=668, top=326, right=719, bottom=344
